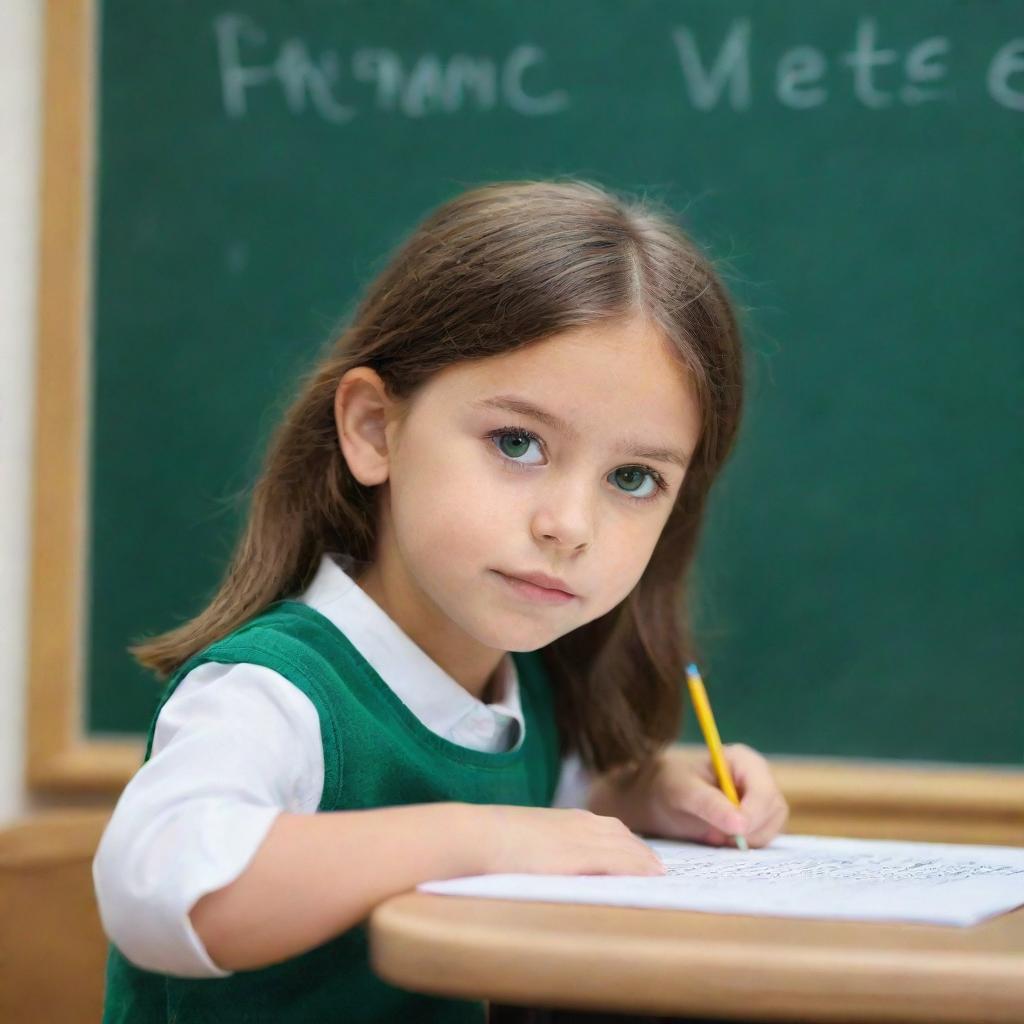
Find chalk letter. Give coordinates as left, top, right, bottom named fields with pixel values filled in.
left=841, top=18, right=898, bottom=109
left=213, top=13, right=275, bottom=118
left=776, top=46, right=827, bottom=109
left=503, top=46, right=569, bottom=115
left=444, top=56, right=498, bottom=112
left=275, top=40, right=355, bottom=123
left=987, top=38, right=1024, bottom=111
left=671, top=20, right=751, bottom=111
left=402, top=56, right=445, bottom=117
left=352, top=49, right=405, bottom=111
left=901, top=37, right=950, bottom=105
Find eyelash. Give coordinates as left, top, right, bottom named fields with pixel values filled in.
left=485, top=425, right=670, bottom=504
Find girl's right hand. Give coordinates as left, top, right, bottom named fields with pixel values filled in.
left=480, top=805, right=667, bottom=876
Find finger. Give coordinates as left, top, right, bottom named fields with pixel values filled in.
left=749, top=794, right=786, bottom=831
left=630, top=833, right=668, bottom=869
left=736, top=769, right=775, bottom=802
left=594, top=837, right=666, bottom=875
left=728, top=747, right=782, bottom=833
left=745, top=817, right=783, bottom=849
left=705, top=797, right=788, bottom=850
left=745, top=800, right=790, bottom=848
left=673, top=775, right=748, bottom=837
left=725, top=742, right=769, bottom=787
left=738, top=788, right=780, bottom=836
left=699, top=825, right=739, bottom=847
left=647, top=806, right=722, bottom=844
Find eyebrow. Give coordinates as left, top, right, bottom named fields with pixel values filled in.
left=473, top=395, right=692, bottom=469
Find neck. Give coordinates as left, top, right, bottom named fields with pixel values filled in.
left=354, top=562, right=504, bottom=703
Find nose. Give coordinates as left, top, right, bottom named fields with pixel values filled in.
left=531, top=477, right=593, bottom=553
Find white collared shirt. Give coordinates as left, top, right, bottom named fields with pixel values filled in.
left=92, top=552, right=593, bottom=978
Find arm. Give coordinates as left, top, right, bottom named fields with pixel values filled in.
left=96, top=662, right=483, bottom=979
left=196, top=748, right=620, bottom=969
left=190, top=802, right=484, bottom=972
left=93, top=664, right=495, bottom=976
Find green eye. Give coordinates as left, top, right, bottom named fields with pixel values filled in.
left=613, top=468, right=646, bottom=493
left=486, top=425, right=668, bottom=503
left=496, top=432, right=534, bottom=459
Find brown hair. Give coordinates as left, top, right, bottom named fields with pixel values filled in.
left=130, top=178, right=745, bottom=777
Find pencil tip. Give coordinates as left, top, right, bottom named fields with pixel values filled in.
left=686, top=662, right=699, bottom=676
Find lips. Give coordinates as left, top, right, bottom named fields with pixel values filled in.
left=500, top=570, right=574, bottom=596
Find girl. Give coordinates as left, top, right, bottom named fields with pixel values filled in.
left=93, top=178, right=788, bottom=1023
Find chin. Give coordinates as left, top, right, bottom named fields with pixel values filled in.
left=468, top=617, right=557, bottom=654
left=502, top=619, right=579, bottom=653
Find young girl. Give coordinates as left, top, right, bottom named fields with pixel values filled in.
left=93, top=178, right=788, bottom=1023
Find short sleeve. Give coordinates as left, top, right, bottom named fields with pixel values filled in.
left=92, top=660, right=324, bottom=978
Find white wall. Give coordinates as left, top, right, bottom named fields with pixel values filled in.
left=0, top=0, right=43, bottom=826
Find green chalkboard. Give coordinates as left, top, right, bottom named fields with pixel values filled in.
left=86, top=0, right=1023, bottom=765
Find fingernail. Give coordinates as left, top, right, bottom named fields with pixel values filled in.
left=728, top=814, right=748, bottom=833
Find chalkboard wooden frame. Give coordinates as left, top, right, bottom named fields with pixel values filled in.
left=27, top=0, right=141, bottom=793
left=24, top=0, right=1022, bottom=844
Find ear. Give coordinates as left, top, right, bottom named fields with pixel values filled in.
left=334, top=367, right=398, bottom=487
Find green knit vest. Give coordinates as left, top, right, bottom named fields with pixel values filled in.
left=101, top=600, right=561, bottom=1023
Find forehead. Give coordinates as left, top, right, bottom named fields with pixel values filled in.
left=434, top=317, right=701, bottom=444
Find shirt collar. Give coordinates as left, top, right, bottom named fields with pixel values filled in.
left=298, top=552, right=524, bottom=751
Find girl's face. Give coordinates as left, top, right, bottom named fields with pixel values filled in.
left=337, top=315, right=702, bottom=692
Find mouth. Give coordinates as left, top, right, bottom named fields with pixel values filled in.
left=492, top=570, right=577, bottom=605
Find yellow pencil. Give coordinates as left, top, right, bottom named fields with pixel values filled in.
left=685, top=663, right=749, bottom=852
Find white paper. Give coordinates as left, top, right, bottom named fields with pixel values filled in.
left=418, top=833, right=1024, bottom=926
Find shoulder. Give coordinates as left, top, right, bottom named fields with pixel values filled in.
left=152, top=604, right=354, bottom=805
left=152, top=659, right=325, bottom=812
left=192, top=601, right=356, bottom=698
left=156, top=659, right=321, bottom=758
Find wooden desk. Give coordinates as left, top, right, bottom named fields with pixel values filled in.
left=369, top=889, right=1024, bottom=1023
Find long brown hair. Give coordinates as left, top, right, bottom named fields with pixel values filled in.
left=130, top=178, right=745, bottom=777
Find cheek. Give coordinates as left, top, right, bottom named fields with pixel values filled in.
left=390, top=441, right=499, bottom=568
left=602, top=547, right=648, bottom=603
left=599, top=522, right=664, bottom=604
